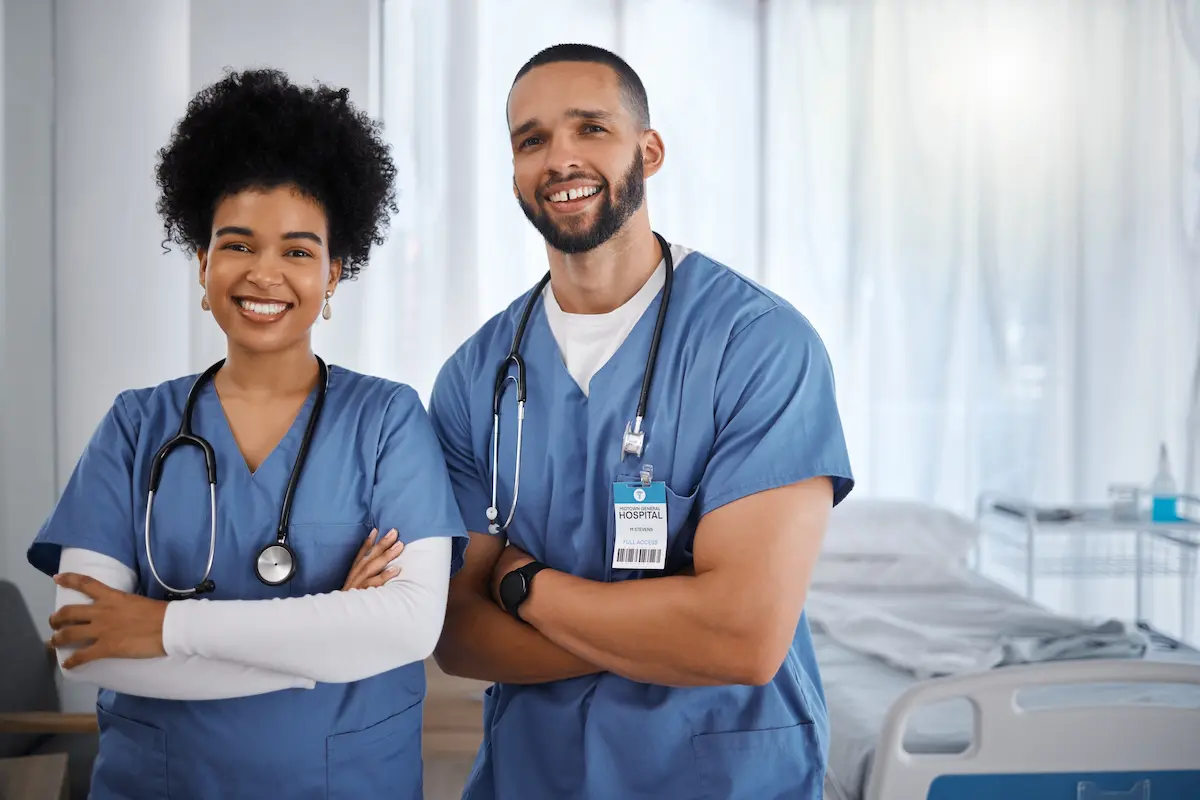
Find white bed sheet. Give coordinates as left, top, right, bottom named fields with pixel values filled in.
left=808, top=555, right=1148, bottom=680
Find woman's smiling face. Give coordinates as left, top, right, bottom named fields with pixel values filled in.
left=198, top=185, right=341, bottom=355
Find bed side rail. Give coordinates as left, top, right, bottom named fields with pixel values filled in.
left=865, top=659, right=1200, bottom=800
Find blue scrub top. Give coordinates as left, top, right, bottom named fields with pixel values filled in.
left=28, top=366, right=469, bottom=800
left=429, top=250, right=855, bottom=799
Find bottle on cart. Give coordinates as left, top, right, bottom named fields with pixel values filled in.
left=1150, top=442, right=1181, bottom=522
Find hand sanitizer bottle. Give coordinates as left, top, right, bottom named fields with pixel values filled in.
left=1150, top=442, right=1180, bottom=522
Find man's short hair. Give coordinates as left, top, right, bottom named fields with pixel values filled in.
left=512, top=43, right=651, bottom=129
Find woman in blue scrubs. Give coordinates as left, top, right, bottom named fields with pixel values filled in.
left=430, top=45, right=854, bottom=799
left=27, top=68, right=468, bottom=800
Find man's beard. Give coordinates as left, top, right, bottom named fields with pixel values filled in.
left=516, top=148, right=645, bottom=254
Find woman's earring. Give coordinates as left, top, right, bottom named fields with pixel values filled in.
left=322, top=291, right=332, bottom=320
left=200, top=294, right=210, bottom=311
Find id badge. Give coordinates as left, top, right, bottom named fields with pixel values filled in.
left=612, top=480, right=668, bottom=570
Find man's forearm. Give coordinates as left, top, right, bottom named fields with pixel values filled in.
left=520, top=569, right=775, bottom=687
left=434, top=588, right=601, bottom=684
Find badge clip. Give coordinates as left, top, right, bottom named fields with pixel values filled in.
left=639, top=464, right=654, bottom=486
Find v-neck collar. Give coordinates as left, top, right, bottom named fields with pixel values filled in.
left=530, top=276, right=667, bottom=403
left=201, top=377, right=321, bottom=479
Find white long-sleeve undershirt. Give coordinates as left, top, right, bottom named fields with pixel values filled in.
left=54, top=537, right=450, bottom=700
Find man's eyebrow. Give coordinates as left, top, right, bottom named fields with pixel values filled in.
left=510, top=117, right=540, bottom=140
left=565, top=107, right=614, bottom=123
left=510, top=108, right=616, bottom=141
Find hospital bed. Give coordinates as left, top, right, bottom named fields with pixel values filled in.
left=813, top=499, right=1200, bottom=800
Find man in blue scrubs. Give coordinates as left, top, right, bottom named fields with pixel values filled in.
left=430, top=44, right=854, bottom=799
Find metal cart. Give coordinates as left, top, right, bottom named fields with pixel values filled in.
left=974, top=492, right=1200, bottom=645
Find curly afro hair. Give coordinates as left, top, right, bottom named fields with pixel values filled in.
left=155, top=68, right=397, bottom=281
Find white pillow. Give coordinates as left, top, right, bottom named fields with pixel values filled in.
left=822, top=497, right=979, bottom=563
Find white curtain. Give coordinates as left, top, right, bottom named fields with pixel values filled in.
left=368, top=1, right=1200, bottom=634
left=766, top=0, right=1200, bottom=512
left=763, top=0, right=1200, bottom=635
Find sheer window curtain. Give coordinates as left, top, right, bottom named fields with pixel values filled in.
left=766, top=0, right=1199, bottom=509
left=764, top=0, right=1200, bottom=634
left=366, top=1, right=1200, bottom=632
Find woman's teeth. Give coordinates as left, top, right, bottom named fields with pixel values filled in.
left=549, top=186, right=600, bottom=203
left=236, top=299, right=289, bottom=315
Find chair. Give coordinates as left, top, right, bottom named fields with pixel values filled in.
left=0, top=579, right=97, bottom=800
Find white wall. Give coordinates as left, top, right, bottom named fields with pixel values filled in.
left=1, top=0, right=55, bottom=632
left=54, top=0, right=193, bottom=503
left=1, top=0, right=381, bottom=711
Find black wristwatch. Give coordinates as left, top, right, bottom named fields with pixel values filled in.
left=498, top=561, right=549, bottom=622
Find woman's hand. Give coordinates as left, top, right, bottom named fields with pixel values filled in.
left=48, top=574, right=168, bottom=668
left=342, top=528, right=405, bottom=590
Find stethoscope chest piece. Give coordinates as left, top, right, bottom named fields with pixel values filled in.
left=256, top=541, right=297, bottom=586
left=622, top=421, right=645, bottom=459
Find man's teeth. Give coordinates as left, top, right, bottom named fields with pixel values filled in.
left=237, top=299, right=288, bottom=315
left=549, top=186, right=600, bottom=203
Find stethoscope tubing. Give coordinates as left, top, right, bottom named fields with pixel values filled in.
left=143, top=356, right=328, bottom=598
left=487, top=232, right=674, bottom=535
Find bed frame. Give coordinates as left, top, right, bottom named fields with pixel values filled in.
left=864, top=659, right=1200, bottom=799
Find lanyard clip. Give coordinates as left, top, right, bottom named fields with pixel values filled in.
left=639, top=464, right=654, bottom=486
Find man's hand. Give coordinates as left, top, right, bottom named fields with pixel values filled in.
left=342, top=528, right=404, bottom=590
left=490, top=542, right=535, bottom=608
left=49, top=574, right=168, bottom=668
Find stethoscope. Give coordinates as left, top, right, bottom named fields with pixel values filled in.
left=485, top=232, right=674, bottom=535
left=144, top=356, right=329, bottom=600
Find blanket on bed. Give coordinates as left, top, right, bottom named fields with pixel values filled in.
left=807, top=556, right=1149, bottom=680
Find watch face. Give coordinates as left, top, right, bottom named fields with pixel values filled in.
left=499, top=570, right=526, bottom=612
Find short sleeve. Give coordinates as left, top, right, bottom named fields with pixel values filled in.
left=697, top=307, right=855, bottom=518
left=372, top=385, right=470, bottom=576
left=428, top=353, right=493, bottom=535
left=27, top=393, right=142, bottom=577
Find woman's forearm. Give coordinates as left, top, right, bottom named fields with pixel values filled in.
left=55, top=548, right=314, bottom=700
left=163, top=536, right=452, bottom=683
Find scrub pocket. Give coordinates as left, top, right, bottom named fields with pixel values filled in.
left=692, top=721, right=822, bottom=800
left=327, top=699, right=424, bottom=800
left=94, top=706, right=169, bottom=799
left=608, top=473, right=699, bottom=580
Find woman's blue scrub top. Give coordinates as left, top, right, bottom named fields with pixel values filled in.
left=27, top=366, right=469, bottom=800
left=429, top=251, right=856, bottom=799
